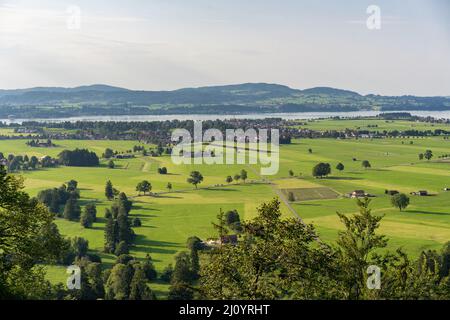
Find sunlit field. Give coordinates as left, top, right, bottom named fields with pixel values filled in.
left=1, top=129, right=449, bottom=297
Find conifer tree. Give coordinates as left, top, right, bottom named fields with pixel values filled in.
left=105, top=180, right=114, bottom=200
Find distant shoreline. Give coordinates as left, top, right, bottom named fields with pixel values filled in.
left=2, top=110, right=450, bottom=124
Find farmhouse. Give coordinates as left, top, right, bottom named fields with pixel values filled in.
left=410, top=190, right=428, bottom=196
left=203, top=235, right=238, bottom=248
left=114, top=154, right=135, bottom=159
left=203, top=239, right=220, bottom=247
left=350, top=190, right=366, bottom=198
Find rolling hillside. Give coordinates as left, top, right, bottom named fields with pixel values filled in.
left=0, top=83, right=449, bottom=118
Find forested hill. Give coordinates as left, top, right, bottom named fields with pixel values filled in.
left=0, top=83, right=449, bottom=118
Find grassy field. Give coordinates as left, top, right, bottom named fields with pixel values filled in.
left=1, top=123, right=449, bottom=298
left=291, top=118, right=450, bottom=132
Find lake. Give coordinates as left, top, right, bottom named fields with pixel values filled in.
left=2, top=110, right=450, bottom=124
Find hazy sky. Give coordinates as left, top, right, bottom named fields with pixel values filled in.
left=0, top=0, right=449, bottom=95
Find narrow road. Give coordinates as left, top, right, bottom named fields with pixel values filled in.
left=245, top=164, right=303, bottom=223
left=268, top=181, right=304, bottom=224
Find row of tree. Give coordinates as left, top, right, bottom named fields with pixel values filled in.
left=0, top=152, right=57, bottom=172
left=55, top=237, right=157, bottom=300
left=226, top=169, right=248, bottom=184
left=419, top=149, right=433, bottom=161
left=58, top=148, right=99, bottom=167
left=37, top=180, right=79, bottom=215
left=104, top=192, right=135, bottom=256
left=26, top=139, right=55, bottom=147
left=312, top=161, right=370, bottom=178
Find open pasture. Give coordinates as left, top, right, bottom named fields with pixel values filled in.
left=292, top=118, right=450, bottom=132
left=281, top=187, right=339, bottom=201
left=1, top=132, right=449, bottom=297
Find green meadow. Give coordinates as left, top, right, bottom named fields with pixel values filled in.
left=292, top=118, right=450, bottom=132
left=0, top=124, right=449, bottom=298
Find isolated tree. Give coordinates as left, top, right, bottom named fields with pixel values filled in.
left=136, top=180, right=151, bottom=195
left=63, top=196, right=81, bottom=221
left=80, top=209, right=94, bottom=228
left=362, top=160, right=371, bottom=169
left=158, top=167, right=168, bottom=174
left=419, top=153, right=424, bottom=160
left=233, top=174, right=241, bottom=183
left=240, top=169, right=248, bottom=183
left=105, top=180, right=114, bottom=200
left=166, top=182, right=173, bottom=191
left=187, top=171, right=203, bottom=189
left=103, top=148, right=114, bottom=159
left=288, top=169, right=294, bottom=177
left=108, top=160, right=115, bottom=169
left=312, top=163, right=331, bottom=178
left=226, top=176, right=233, bottom=184
left=336, top=163, right=345, bottom=172
left=391, top=193, right=410, bottom=211
left=85, top=203, right=97, bottom=222
left=308, top=148, right=313, bottom=154
left=424, top=150, right=433, bottom=161
left=67, top=180, right=78, bottom=192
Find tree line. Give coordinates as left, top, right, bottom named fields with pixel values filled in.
left=0, top=152, right=57, bottom=172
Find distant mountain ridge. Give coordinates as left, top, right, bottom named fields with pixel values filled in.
left=0, top=83, right=449, bottom=118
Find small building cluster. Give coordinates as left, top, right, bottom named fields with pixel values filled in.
left=410, top=190, right=428, bottom=196
left=203, top=235, right=238, bottom=248
left=347, top=190, right=373, bottom=198
left=113, top=154, right=135, bottom=159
